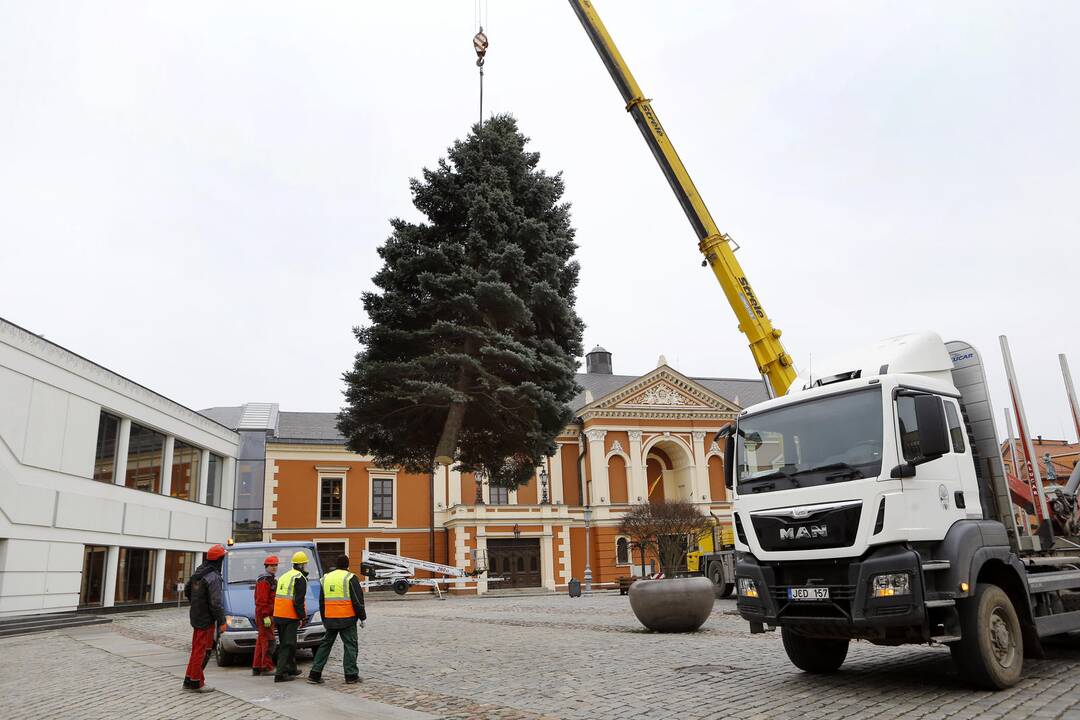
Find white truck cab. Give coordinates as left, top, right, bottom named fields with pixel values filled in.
left=730, top=332, right=1080, bottom=689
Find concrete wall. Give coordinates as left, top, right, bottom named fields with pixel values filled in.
left=0, top=319, right=240, bottom=617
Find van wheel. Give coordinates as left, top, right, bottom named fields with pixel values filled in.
left=215, top=639, right=237, bottom=667
left=781, top=627, right=849, bottom=673
left=709, top=563, right=733, bottom=598
left=950, top=583, right=1023, bottom=689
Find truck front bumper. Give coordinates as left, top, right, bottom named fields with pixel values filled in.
left=736, top=544, right=926, bottom=639
left=220, top=623, right=326, bottom=654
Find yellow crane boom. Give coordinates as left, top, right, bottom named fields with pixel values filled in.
left=569, top=0, right=797, bottom=397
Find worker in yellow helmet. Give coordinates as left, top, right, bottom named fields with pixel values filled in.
left=271, top=550, right=309, bottom=682
left=307, top=554, right=366, bottom=685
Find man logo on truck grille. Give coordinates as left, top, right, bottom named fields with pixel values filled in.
left=780, top=525, right=827, bottom=541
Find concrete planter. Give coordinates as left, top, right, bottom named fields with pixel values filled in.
left=627, top=576, right=714, bottom=632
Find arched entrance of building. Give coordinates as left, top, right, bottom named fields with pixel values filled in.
left=643, top=436, right=695, bottom=503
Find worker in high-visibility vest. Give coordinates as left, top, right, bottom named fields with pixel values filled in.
left=307, top=554, right=366, bottom=685
left=272, top=550, right=309, bottom=682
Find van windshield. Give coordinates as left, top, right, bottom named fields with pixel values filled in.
left=225, top=548, right=321, bottom=584
left=736, top=386, right=883, bottom=493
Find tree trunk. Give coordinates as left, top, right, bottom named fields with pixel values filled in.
left=433, top=341, right=476, bottom=465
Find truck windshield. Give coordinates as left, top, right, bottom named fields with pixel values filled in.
left=737, top=386, right=883, bottom=493
left=225, top=548, right=321, bottom=584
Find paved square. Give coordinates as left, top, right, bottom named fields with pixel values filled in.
left=3, top=593, right=1080, bottom=719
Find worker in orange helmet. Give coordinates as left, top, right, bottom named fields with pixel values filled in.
left=251, top=554, right=279, bottom=676
left=182, top=543, right=227, bottom=692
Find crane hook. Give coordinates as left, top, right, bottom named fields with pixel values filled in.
left=474, top=27, right=488, bottom=67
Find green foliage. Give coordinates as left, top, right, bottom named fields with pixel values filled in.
left=338, top=115, right=584, bottom=488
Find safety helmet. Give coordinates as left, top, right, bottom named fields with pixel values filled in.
left=291, top=551, right=309, bottom=564
left=264, top=555, right=279, bottom=566
left=206, top=544, right=227, bottom=561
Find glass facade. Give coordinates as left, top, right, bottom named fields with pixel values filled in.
left=115, top=547, right=154, bottom=604
left=93, top=412, right=121, bottom=483
left=126, top=423, right=165, bottom=493
left=170, top=440, right=201, bottom=502
left=79, top=545, right=109, bottom=607
left=233, top=430, right=266, bottom=542
left=206, top=453, right=224, bottom=507
left=163, top=550, right=196, bottom=602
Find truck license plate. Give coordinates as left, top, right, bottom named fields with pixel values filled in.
left=787, top=587, right=830, bottom=601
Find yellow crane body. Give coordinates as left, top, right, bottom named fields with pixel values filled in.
left=569, top=0, right=797, bottom=397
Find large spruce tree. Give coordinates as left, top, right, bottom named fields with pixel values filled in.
left=338, top=114, right=584, bottom=489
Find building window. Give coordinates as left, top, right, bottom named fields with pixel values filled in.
left=206, top=453, right=223, bottom=507
left=93, top=412, right=121, bottom=483
left=372, top=478, right=393, bottom=521
left=80, top=545, right=109, bottom=607
left=945, top=402, right=966, bottom=453
left=170, top=440, right=201, bottom=502
left=616, top=537, right=630, bottom=565
left=125, top=423, right=165, bottom=493
left=368, top=540, right=398, bottom=556
left=316, top=541, right=347, bottom=573
left=163, top=550, right=195, bottom=603
left=489, top=485, right=509, bottom=505
left=320, top=477, right=344, bottom=522
left=115, top=547, right=154, bottom=605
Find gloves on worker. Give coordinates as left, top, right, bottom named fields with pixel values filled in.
left=263, top=617, right=271, bottom=628
left=219, top=623, right=227, bottom=634
left=360, top=620, right=365, bottom=629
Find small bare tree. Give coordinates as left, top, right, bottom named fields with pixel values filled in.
left=617, top=503, right=657, bottom=577
left=618, top=500, right=711, bottom=576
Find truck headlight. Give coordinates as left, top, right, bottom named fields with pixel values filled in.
left=225, top=615, right=253, bottom=630
left=870, top=573, right=911, bottom=598
left=737, top=577, right=759, bottom=599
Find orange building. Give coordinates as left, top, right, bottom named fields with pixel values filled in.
left=203, top=347, right=766, bottom=593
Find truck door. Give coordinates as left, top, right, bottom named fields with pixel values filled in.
left=895, top=393, right=967, bottom=540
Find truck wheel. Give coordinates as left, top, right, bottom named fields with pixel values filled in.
left=950, top=583, right=1023, bottom=689
left=708, top=563, right=733, bottom=598
left=392, top=579, right=411, bottom=595
left=781, top=626, right=849, bottom=673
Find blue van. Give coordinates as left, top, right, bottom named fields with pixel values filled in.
left=215, top=541, right=326, bottom=667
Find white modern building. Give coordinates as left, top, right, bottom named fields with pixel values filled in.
left=0, top=317, right=239, bottom=617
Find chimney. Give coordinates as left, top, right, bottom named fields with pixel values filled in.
left=585, top=345, right=612, bottom=374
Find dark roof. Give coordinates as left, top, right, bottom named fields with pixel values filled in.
left=201, top=373, right=766, bottom=445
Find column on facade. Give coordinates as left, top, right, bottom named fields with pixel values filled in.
left=548, top=447, right=564, bottom=504
left=475, top=528, right=488, bottom=594
left=627, top=430, right=646, bottom=503
left=586, top=429, right=609, bottom=505
left=222, top=457, right=237, bottom=509
left=541, top=528, right=555, bottom=589
left=102, top=545, right=120, bottom=608
left=160, top=436, right=175, bottom=496
left=152, top=548, right=167, bottom=603
left=197, top=449, right=211, bottom=504
left=114, top=418, right=132, bottom=487
left=692, top=431, right=711, bottom=503
left=448, top=466, right=462, bottom=506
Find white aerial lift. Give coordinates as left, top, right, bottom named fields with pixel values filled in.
left=360, top=550, right=502, bottom=598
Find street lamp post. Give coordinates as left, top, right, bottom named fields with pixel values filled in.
left=539, top=466, right=549, bottom=505
left=474, top=468, right=485, bottom=505
left=583, top=505, right=593, bottom=594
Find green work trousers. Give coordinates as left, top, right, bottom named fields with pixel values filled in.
left=274, top=619, right=300, bottom=678
left=310, top=621, right=358, bottom=677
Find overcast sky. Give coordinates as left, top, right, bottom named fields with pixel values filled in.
left=2, top=1, right=1077, bottom=443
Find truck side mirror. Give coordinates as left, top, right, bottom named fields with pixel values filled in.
left=724, top=434, right=735, bottom=490
left=913, top=394, right=949, bottom=461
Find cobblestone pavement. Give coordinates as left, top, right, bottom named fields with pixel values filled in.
left=5, top=593, right=1080, bottom=719
left=0, top=631, right=287, bottom=720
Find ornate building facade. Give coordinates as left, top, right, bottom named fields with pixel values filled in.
left=203, top=347, right=767, bottom=593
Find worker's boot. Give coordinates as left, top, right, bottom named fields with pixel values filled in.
left=345, top=674, right=362, bottom=684
left=306, top=671, right=324, bottom=684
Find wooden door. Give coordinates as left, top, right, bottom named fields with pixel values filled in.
left=486, top=539, right=541, bottom=588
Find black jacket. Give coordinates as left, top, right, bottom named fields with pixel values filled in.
left=317, top=571, right=367, bottom=629
left=184, top=560, right=225, bottom=629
